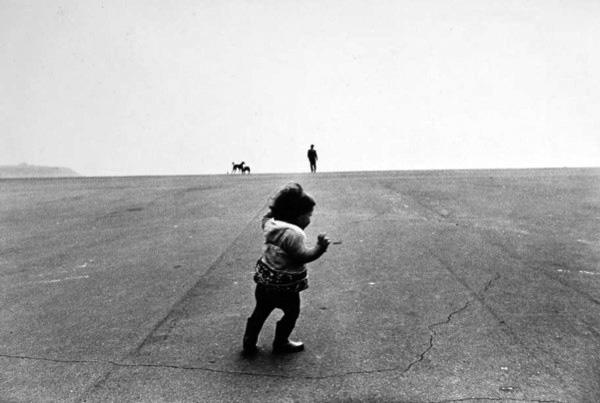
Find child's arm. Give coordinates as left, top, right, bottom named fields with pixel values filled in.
left=286, top=232, right=331, bottom=264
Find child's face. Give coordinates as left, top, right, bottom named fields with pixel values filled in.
left=295, top=210, right=313, bottom=229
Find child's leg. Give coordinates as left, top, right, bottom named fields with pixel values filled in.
left=249, top=284, right=277, bottom=323
left=273, top=291, right=304, bottom=353
left=243, top=285, right=276, bottom=353
left=277, top=291, right=301, bottom=330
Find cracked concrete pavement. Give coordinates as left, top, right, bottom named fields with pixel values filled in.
left=1, top=169, right=599, bottom=402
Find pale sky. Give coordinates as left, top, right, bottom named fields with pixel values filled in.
left=2, top=0, right=599, bottom=176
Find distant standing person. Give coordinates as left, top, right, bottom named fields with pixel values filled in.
left=307, top=144, right=318, bottom=173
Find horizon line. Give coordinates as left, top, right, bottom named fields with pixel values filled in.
left=3, top=165, right=599, bottom=180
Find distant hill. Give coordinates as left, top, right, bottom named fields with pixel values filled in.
left=0, top=164, right=80, bottom=178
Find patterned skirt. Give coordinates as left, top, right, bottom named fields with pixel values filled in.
left=253, top=259, right=308, bottom=293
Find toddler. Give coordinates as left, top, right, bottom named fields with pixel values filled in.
left=243, top=183, right=330, bottom=354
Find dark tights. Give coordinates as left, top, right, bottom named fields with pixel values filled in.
left=249, top=284, right=300, bottom=329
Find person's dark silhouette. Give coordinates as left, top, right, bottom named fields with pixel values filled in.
left=307, top=145, right=318, bottom=173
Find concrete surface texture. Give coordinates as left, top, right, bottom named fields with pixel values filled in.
left=1, top=169, right=599, bottom=403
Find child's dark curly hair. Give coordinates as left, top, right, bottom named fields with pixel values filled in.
left=269, top=183, right=316, bottom=222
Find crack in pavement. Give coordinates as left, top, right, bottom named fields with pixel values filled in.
left=1, top=269, right=506, bottom=403
left=404, top=299, right=472, bottom=373
left=2, top=273, right=503, bottom=381
left=1, top=266, right=512, bottom=401
left=403, top=272, right=501, bottom=373
left=2, top=353, right=565, bottom=403
left=428, top=245, right=536, bottom=362
left=0, top=353, right=291, bottom=379
left=0, top=275, right=492, bottom=381
left=0, top=351, right=424, bottom=380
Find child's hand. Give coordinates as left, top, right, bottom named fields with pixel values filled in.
left=317, top=233, right=331, bottom=250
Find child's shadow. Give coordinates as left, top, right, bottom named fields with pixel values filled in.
left=233, top=344, right=312, bottom=378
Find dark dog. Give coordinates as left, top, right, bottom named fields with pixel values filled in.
left=242, top=166, right=251, bottom=175
left=232, top=162, right=245, bottom=174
